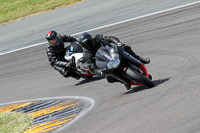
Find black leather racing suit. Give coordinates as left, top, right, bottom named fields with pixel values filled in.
left=46, top=34, right=80, bottom=79
left=82, top=35, right=141, bottom=64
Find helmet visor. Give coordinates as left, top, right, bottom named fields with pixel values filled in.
left=79, top=39, right=93, bottom=51
left=48, top=37, right=58, bottom=46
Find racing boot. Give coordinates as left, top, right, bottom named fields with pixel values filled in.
left=70, top=73, right=81, bottom=80
left=63, top=70, right=71, bottom=78
left=106, top=76, right=131, bottom=90
left=54, top=66, right=71, bottom=77
left=56, top=66, right=80, bottom=80
left=124, top=83, right=131, bottom=90
left=106, top=76, right=120, bottom=83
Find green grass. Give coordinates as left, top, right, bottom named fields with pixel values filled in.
left=0, top=112, right=33, bottom=133
left=0, top=0, right=82, bottom=24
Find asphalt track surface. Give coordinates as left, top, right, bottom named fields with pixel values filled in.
left=1, top=1, right=200, bottom=133
left=0, top=0, right=200, bottom=54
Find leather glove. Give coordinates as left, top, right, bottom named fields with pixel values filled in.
left=66, top=56, right=76, bottom=69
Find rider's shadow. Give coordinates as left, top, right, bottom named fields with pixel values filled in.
left=123, top=78, right=170, bottom=94
left=75, top=76, right=104, bottom=86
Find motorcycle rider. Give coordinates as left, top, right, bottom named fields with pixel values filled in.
left=46, top=30, right=81, bottom=80
left=78, top=32, right=150, bottom=89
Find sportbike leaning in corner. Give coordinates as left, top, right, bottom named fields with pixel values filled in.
left=95, top=41, right=154, bottom=90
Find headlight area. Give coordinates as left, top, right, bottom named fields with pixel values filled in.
left=107, top=53, right=120, bottom=69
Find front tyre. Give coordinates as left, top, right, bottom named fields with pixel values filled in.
left=125, top=68, right=154, bottom=88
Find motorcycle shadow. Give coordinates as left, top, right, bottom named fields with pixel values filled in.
left=124, top=78, right=170, bottom=94
left=75, top=76, right=105, bottom=86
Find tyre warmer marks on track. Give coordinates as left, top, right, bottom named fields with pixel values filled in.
left=0, top=97, right=94, bottom=133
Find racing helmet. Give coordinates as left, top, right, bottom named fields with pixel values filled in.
left=46, top=30, right=60, bottom=46
left=78, top=32, right=94, bottom=51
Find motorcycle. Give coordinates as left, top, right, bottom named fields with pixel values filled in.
left=95, top=42, right=154, bottom=90
left=64, top=42, right=96, bottom=79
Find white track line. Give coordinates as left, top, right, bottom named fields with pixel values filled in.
left=1, top=1, right=200, bottom=56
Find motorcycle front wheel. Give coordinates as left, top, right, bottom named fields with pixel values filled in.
left=125, top=68, right=154, bottom=88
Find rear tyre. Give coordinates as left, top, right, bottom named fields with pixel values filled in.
left=126, top=68, right=154, bottom=88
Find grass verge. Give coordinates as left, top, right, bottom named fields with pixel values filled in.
left=0, top=112, right=33, bottom=133
left=0, top=0, right=82, bottom=24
